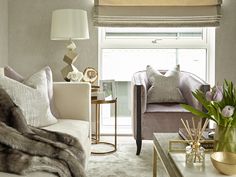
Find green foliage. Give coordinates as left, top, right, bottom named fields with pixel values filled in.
left=181, top=80, right=236, bottom=128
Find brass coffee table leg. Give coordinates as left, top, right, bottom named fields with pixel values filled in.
left=153, top=145, right=157, bottom=177
left=114, top=100, right=117, bottom=151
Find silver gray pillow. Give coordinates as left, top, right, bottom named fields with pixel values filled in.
left=146, top=65, right=185, bottom=103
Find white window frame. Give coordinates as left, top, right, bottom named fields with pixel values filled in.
left=99, top=27, right=215, bottom=84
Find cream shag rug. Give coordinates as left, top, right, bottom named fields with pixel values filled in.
left=86, top=139, right=167, bottom=177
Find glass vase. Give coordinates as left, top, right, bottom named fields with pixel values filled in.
left=214, top=125, right=236, bottom=153
left=185, top=142, right=205, bottom=167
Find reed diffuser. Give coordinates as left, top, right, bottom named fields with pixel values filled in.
left=181, top=118, right=209, bottom=167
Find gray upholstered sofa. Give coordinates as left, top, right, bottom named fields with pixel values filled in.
left=132, top=70, right=210, bottom=155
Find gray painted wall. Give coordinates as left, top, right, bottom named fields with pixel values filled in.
left=215, top=0, right=236, bottom=84
left=6, top=0, right=236, bottom=84
left=8, top=0, right=97, bottom=81
left=0, top=0, right=8, bottom=66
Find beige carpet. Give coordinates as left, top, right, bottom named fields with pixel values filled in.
left=86, top=137, right=167, bottom=177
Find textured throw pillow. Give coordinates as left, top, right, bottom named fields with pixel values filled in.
left=0, top=68, right=58, bottom=127
left=4, top=66, right=59, bottom=118
left=4, top=66, right=24, bottom=82
left=146, top=65, right=185, bottom=103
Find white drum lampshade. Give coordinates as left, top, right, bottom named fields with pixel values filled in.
left=51, top=9, right=89, bottom=40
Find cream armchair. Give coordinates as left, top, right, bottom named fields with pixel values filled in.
left=0, top=82, right=91, bottom=177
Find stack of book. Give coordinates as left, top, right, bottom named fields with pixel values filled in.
left=91, top=85, right=99, bottom=100
left=91, top=85, right=105, bottom=100
left=178, top=128, right=214, bottom=149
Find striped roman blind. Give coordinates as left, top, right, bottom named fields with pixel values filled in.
left=93, top=0, right=222, bottom=27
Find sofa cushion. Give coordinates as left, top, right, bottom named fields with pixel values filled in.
left=146, top=65, right=185, bottom=103
left=146, top=103, right=190, bottom=113
left=3, top=66, right=59, bottom=118
left=43, top=119, right=90, bottom=147
left=0, top=69, right=57, bottom=127
left=4, top=66, right=24, bottom=82
left=43, top=119, right=91, bottom=169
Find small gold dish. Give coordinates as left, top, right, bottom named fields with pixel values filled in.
left=211, top=151, right=236, bottom=175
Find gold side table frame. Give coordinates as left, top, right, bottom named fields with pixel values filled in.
left=91, top=98, right=117, bottom=155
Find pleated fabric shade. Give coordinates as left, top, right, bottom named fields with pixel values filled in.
left=93, top=0, right=222, bottom=27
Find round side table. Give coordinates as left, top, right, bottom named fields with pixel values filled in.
left=91, top=98, right=117, bottom=154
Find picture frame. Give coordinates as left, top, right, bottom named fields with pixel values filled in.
left=100, top=80, right=116, bottom=99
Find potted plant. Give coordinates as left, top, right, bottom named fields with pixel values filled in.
left=182, top=80, right=236, bottom=153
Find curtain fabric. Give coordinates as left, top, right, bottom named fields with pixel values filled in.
left=93, top=0, right=222, bottom=27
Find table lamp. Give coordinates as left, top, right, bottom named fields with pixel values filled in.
left=51, top=9, right=89, bottom=81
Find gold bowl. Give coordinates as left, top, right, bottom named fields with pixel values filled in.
left=211, top=151, right=236, bottom=175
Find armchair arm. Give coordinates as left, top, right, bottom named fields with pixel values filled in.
left=132, top=71, right=149, bottom=114
left=179, top=72, right=210, bottom=110
left=53, top=82, right=91, bottom=122
left=131, top=71, right=149, bottom=151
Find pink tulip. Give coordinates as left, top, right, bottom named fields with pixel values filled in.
left=221, top=106, right=235, bottom=117
left=212, top=86, right=223, bottom=102
left=205, top=91, right=213, bottom=101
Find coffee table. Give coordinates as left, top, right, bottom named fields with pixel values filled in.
left=153, top=133, right=236, bottom=177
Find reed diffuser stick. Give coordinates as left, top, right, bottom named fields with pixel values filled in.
left=192, top=117, right=196, bottom=132
left=186, top=120, right=194, bottom=141
left=181, top=119, right=193, bottom=141
left=197, top=119, right=209, bottom=142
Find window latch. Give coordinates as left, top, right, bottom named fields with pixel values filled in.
left=152, top=39, right=162, bottom=44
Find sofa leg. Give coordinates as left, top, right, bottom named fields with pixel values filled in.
left=136, top=139, right=142, bottom=155
left=136, top=85, right=142, bottom=155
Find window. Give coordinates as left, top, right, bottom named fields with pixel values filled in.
left=99, top=27, right=215, bottom=134
left=105, top=28, right=204, bottom=40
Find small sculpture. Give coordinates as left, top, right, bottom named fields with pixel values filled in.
left=61, top=41, right=83, bottom=82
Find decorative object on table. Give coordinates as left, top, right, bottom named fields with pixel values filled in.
left=178, top=127, right=214, bottom=149
left=181, top=80, right=236, bottom=153
left=50, top=9, right=89, bottom=81
left=210, top=151, right=236, bottom=175
left=82, top=67, right=98, bottom=84
left=66, top=70, right=83, bottom=82
left=181, top=118, right=209, bottom=167
left=100, top=80, right=116, bottom=99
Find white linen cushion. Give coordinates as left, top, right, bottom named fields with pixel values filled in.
left=146, top=65, right=185, bottom=103
left=3, top=66, right=59, bottom=118
left=0, top=68, right=57, bottom=127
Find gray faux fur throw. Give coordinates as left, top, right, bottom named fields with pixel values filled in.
left=0, top=88, right=86, bottom=177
